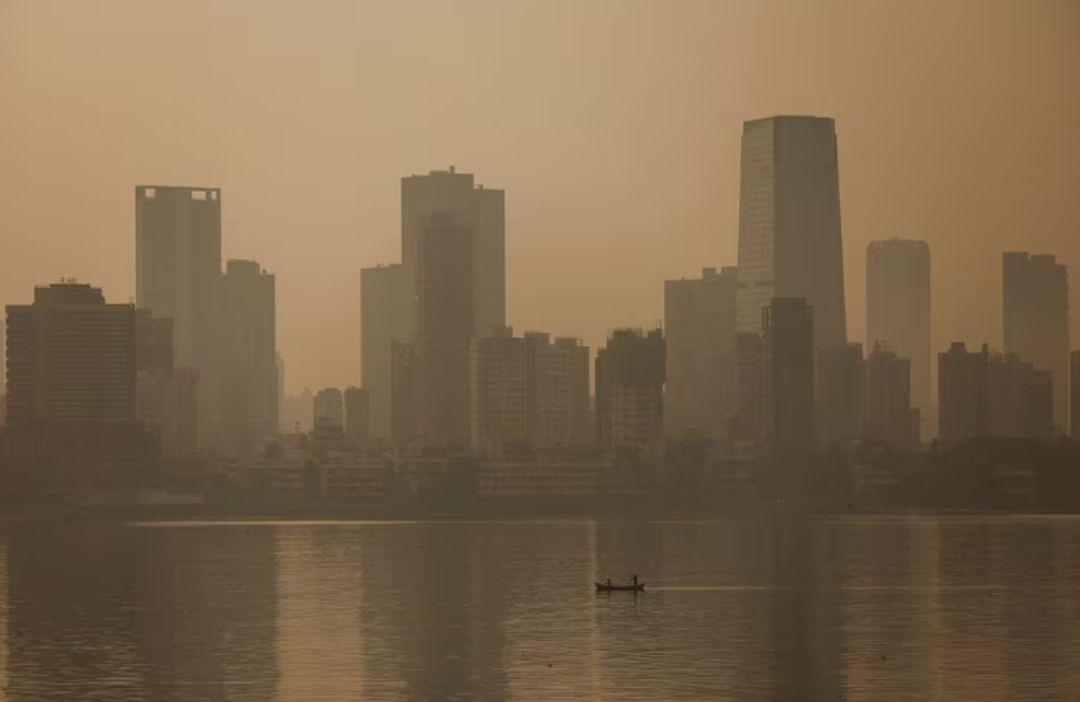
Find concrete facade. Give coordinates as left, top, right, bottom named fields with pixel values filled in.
left=135, top=185, right=222, bottom=445
left=361, top=263, right=413, bottom=439
left=663, top=266, right=738, bottom=440
left=217, top=260, right=277, bottom=454
left=866, top=239, right=931, bottom=412
left=595, top=328, right=664, bottom=450
left=6, top=283, right=135, bottom=424
left=938, top=342, right=990, bottom=443
left=1003, top=252, right=1069, bottom=433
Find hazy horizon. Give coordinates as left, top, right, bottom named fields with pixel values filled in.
left=2, top=0, right=1078, bottom=393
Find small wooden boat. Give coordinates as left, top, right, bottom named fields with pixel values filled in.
left=595, top=581, right=645, bottom=593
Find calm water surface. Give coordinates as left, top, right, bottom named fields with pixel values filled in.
left=0, top=514, right=1078, bottom=701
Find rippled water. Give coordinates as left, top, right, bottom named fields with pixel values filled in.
left=0, top=514, right=1078, bottom=700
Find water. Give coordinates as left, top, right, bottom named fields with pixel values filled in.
left=1, top=514, right=1078, bottom=701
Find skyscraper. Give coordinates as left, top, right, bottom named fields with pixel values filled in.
left=1, top=319, right=6, bottom=390
left=866, top=239, right=931, bottom=411
left=470, top=328, right=528, bottom=455
left=217, top=260, right=277, bottom=454
left=1071, top=351, right=1080, bottom=438
left=595, top=328, right=665, bottom=451
left=343, top=386, right=370, bottom=446
left=174, top=367, right=199, bottom=450
left=938, top=342, right=989, bottom=444
left=362, top=167, right=506, bottom=447
left=134, top=310, right=175, bottom=440
left=276, top=352, right=285, bottom=428
left=2, top=285, right=158, bottom=493
left=526, top=334, right=591, bottom=449
left=390, top=340, right=420, bottom=443
left=401, top=167, right=505, bottom=337
left=734, top=332, right=768, bottom=442
left=1, top=319, right=7, bottom=425
left=415, top=220, right=474, bottom=447
left=1002, top=252, right=1069, bottom=432
left=736, top=116, right=846, bottom=352
left=361, top=263, right=413, bottom=439
left=314, top=388, right=344, bottom=438
left=764, top=298, right=815, bottom=453
left=5, top=283, right=135, bottom=423
left=468, top=329, right=592, bottom=456
left=816, top=343, right=865, bottom=447
left=987, top=352, right=1053, bottom=439
left=135, top=185, right=222, bottom=444
left=865, top=346, right=917, bottom=448
left=663, top=266, right=738, bottom=440
left=135, top=185, right=221, bottom=369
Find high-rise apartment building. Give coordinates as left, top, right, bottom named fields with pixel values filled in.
left=217, top=260, right=277, bottom=454
left=276, top=352, right=285, bottom=428
left=299, top=388, right=314, bottom=433
left=362, top=167, right=506, bottom=449
left=987, top=352, right=1053, bottom=439
left=135, top=185, right=221, bottom=369
left=1, top=319, right=6, bottom=394
left=595, top=328, right=665, bottom=451
left=135, top=185, right=222, bottom=444
left=2, top=284, right=163, bottom=493
left=343, top=386, right=370, bottom=446
left=1071, top=351, right=1080, bottom=438
left=663, top=266, right=738, bottom=440
left=469, top=329, right=591, bottom=456
left=401, top=167, right=505, bottom=337
left=816, top=343, right=865, bottom=447
left=134, top=310, right=175, bottom=440
left=5, top=283, right=136, bottom=424
left=470, top=328, right=528, bottom=455
left=174, top=367, right=199, bottom=450
left=1028, top=370, right=1054, bottom=440
left=1003, top=252, right=1069, bottom=432
left=361, top=263, right=413, bottom=439
left=526, top=334, right=591, bottom=449
left=314, top=388, right=344, bottom=438
left=415, top=221, right=474, bottom=447
left=1, top=319, right=7, bottom=425
left=866, top=239, right=931, bottom=412
left=390, top=341, right=420, bottom=443
left=764, top=298, right=815, bottom=453
left=938, top=342, right=990, bottom=444
left=734, top=332, right=768, bottom=443
left=865, top=346, right=918, bottom=448
left=736, top=116, right=846, bottom=352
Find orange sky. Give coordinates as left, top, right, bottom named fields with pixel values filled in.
left=2, top=0, right=1078, bottom=393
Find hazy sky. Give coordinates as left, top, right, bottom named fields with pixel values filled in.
left=2, top=0, right=1078, bottom=393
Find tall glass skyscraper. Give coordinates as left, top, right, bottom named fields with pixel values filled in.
left=735, top=116, right=847, bottom=352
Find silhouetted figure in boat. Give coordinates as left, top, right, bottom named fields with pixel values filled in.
left=632, top=574, right=638, bottom=588
left=606, top=577, right=612, bottom=588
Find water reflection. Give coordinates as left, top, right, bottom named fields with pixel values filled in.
left=0, top=516, right=1077, bottom=700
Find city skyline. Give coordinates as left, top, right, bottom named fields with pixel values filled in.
left=4, top=4, right=1080, bottom=700
left=2, top=0, right=1078, bottom=392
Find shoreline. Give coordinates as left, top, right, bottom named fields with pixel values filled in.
left=4, top=496, right=1079, bottom=525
